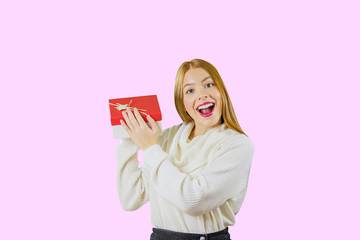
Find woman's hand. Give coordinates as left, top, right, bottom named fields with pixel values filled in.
left=120, top=108, right=160, bottom=151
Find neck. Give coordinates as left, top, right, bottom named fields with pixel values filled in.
left=189, top=121, right=221, bottom=140
left=193, top=126, right=208, bottom=137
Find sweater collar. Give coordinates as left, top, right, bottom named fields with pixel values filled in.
left=183, top=121, right=225, bottom=144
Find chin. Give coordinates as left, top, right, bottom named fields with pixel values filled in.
left=197, top=114, right=222, bottom=127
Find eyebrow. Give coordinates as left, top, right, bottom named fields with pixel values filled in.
left=183, top=76, right=212, bottom=89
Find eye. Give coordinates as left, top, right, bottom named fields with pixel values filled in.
left=205, top=83, right=214, bottom=88
left=185, top=89, right=194, bottom=94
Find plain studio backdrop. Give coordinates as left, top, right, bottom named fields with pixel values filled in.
left=1, top=0, right=359, bottom=239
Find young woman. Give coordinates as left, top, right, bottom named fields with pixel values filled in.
left=116, top=59, right=254, bottom=240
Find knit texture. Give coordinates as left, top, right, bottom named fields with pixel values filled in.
left=116, top=121, right=254, bottom=233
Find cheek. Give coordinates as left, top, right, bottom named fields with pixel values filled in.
left=213, top=90, right=222, bottom=109
left=212, top=89, right=222, bottom=101
left=183, top=97, right=194, bottom=112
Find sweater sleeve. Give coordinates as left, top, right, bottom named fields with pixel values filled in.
left=115, top=139, right=149, bottom=211
left=115, top=126, right=173, bottom=211
left=142, top=134, right=254, bottom=216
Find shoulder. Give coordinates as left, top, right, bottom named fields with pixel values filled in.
left=213, top=125, right=255, bottom=155
left=159, top=122, right=184, bottom=138
left=158, top=122, right=186, bottom=145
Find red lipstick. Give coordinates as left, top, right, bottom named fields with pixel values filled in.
left=196, top=102, right=215, bottom=117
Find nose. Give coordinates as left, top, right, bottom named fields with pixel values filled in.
left=197, top=89, right=209, bottom=100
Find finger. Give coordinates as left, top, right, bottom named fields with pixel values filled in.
left=133, top=108, right=147, bottom=126
left=120, top=119, right=132, bottom=134
left=126, top=108, right=140, bottom=127
left=122, top=110, right=135, bottom=131
left=147, top=115, right=158, bottom=131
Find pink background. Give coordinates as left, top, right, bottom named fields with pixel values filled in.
left=1, top=0, right=359, bottom=239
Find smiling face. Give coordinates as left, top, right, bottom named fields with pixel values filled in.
left=182, top=67, right=223, bottom=136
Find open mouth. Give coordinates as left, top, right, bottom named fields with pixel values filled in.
left=196, top=102, right=215, bottom=117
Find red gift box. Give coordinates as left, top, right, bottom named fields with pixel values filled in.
left=109, top=95, right=162, bottom=138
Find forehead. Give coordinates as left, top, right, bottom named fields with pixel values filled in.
left=183, top=68, right=210, bottom=85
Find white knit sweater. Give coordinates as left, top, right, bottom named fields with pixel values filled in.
left=116, top=121, right=254, bottom=234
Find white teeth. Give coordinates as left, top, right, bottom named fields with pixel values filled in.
left=197, top=103, right=214, bottom=110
